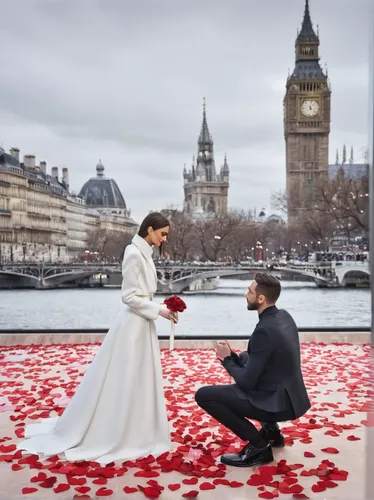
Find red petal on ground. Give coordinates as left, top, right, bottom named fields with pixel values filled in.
left=68, top=477, right=87, bottom=486
left=289, top=484, right=304, bottom=494
left=0, top=444, right=16, bottom=453
left=257, top=465, right=278, bottom=475
left=229, top=481, right=244, bottom=488
left=123, top=486, right=138, bottom=493
left=182, top=491, right=199, bottom=498
left=22, top=488, right=38, bottom=494
left=39, top=477, right=57, bottom=488
left=183, top=478, right=199, bottom=485
left=11, top=464, right=24, bottom=471
left=311, top=484, right=326, bottom=493
left=329, top=473, right=348, bottom=481
left=247, top=475, right=266, bottom=486
left=96, top=487, right=113, bottom=496
left=146, top=480, right=164, bottom=491
left=15, top=428, right=25, bottom=438
left=323, top=480, right=339, bottom=488
left=53, top=483, right=70, bottom=493
left=321, top=447, right=339, bottom=454
left=134, top=470, right=160, bottom=478
left=92, top=478, right=107, bottom=485
left=138, top=485, right=162, bottom=499
left=258, top=492, right=276, bottom=499
left=199, top=482, right=215, bottom=490
left=75, top=487, right=91, bottom=494
left=168, top=484, right=181, bottom=491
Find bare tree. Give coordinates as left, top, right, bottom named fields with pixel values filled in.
left=86, top=228, right=133, bottom=260
left=313, top=174, right=369, bottom=236
left=270, top=173, right=368, bottom=248
left=271, top=189, right=288, bottom=215
left=102, top=231, right=133, bottom=260
left=85, top=227, right=107, bottom=254
left=194, top=211, right=246, bottom=261
left=161, top=210, right=196, bottom=261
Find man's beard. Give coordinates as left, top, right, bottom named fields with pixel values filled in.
left=247, top=300, right=259, bottom=311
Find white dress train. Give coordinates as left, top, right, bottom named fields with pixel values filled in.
left=17, top=234, right=171, bottom=464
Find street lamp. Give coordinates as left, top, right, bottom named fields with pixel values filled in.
left=22, top=241, right=27, bottom=263
left=256, top=241, right=263, bottom=262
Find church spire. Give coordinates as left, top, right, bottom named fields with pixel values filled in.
left=198, top=97, right=212, bottom=146
left=222, top=154, right=229, bottom=172
left=298, top=0, right=318, bottom=42
left=349, top=146, right=354, bottom=164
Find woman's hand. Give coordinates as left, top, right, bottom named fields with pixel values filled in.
left=159, top=305, right=179, bottom=324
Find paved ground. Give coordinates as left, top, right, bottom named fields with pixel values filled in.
left=0, top=343, right=372, bottom=500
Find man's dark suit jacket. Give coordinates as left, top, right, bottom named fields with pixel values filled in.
left=222, top=306, right=310, bottom=420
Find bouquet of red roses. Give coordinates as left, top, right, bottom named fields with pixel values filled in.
left=164, top=295, right=187, bottom=350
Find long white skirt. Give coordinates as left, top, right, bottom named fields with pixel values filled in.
left=17, top=307, right=171, bottom=464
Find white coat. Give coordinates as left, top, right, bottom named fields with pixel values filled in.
left=17, top=234, right=171, bottom=464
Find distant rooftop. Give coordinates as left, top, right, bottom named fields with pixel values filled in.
left=328, top=163, right=369, bottom=180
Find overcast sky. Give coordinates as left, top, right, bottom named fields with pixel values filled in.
left=0, top=0, right=372, bottom=222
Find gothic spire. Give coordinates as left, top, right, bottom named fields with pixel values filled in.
left=222, top=154, right=229, bottom=173
left=350, top=146, right=354, bottom=164
left=342, top=144, right=347, bottom=164
left=297, top=0, right=318, bottom=41
left=335, top=149, right=340, bottom=165
left=291, top=0, right=323, bottom=76
left=198, top=97, right=212, bottom=145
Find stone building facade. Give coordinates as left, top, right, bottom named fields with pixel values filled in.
left=183, top=100, right=229, bottom=219
left=0, top=148, right=137, bottom=263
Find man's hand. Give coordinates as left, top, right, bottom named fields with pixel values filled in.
left=215, top=341, right=231, bottom=361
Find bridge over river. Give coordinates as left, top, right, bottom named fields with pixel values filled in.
left=0, top=261, right=369, bottom=291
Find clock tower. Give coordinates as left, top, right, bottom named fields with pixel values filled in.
left=284, top=0, right=331, bottom=223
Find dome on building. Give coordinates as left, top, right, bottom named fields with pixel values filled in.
left=79, top=160, right=127, bottom=209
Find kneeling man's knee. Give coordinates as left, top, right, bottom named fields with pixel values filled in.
left=195, top=386, right=210, bottom=405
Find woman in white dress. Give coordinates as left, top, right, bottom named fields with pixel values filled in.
left=17, top=212, right=178, bottom=464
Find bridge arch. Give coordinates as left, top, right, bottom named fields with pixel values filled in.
left=0, top=270, right=39, bottom=288
left=339, top=269, right=370, bottom=287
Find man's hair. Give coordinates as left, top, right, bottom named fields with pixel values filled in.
left=254, top=273, right=281, bottom=303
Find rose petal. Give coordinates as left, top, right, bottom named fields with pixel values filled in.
left=123, top=486, right=138, bottom=494
left=96, top=487, right=113, bottom=497
left=321, top=447, right=339, bottom=454
left=168, top=484, right=181, bottom=491
left=182, top=491, right=199, bottom=498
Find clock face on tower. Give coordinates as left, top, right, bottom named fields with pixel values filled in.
left=301, top=100, right=320, bottom=117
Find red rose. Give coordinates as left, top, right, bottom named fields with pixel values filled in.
left=164, top=295, right=187, bottom=313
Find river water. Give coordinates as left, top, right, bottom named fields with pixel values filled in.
left=0, top=280, right=370, bottom=336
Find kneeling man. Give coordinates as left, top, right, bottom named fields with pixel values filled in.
left=195, top=273, right=310, bottom=467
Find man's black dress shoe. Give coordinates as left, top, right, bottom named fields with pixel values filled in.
left=259, top=424, right=285, bottom=448
left=220, top=442, right=274, bottom=467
